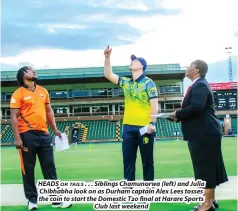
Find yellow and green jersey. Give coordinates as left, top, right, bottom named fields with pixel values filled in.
left=118, top=74, right=158, bottom=126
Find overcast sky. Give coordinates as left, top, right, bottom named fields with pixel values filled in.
left=1, top=0, right=237, bottom=89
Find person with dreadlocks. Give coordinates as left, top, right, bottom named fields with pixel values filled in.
left=10, top=66, right=72, bottom=210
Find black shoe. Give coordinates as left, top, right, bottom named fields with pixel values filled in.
left=213, top=200, right=219, bottom=208
left=193, top=201, right=218, bottom=210
left=191, top=204, right=215, bottom=211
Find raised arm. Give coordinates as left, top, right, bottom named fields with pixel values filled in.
left=104, top=46, right=119, bottom=85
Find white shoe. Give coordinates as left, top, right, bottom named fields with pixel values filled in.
left=52, top=202, right=72, bottom=208
left=28, top=201, right=38, bottom=210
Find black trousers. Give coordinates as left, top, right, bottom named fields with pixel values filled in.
left=188, top=136, right=228, bottom=189
left=122, top=124, right=155, bottom=181
left=20, top=130, right=57, bottom=203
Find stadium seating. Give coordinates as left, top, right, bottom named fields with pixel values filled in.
left=2, top=117, right=235, bottom=143
left=231, top=118, right=237, bottom=134
left=1, top=124, right=14, bottom=143
left=1, top=122, right=71, bottom=144
left=0, top=124, right=9, bottom=139
left=156, top=119, right=182, bottom=137
left=82, top=120, right=116, bottom=140
left=1, top=119, right=184, bottom=144
left=48, top=121, right=73, bottom=139
left=119, top=119, right=182, bottom=138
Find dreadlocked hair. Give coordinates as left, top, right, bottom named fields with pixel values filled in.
left=16, top=66, right=31, bottom=87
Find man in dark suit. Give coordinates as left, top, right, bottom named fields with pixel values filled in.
left=169, top=60, right=228, bottom=211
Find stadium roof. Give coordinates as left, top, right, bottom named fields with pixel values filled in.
left=1, top=64, right=186, bottom=82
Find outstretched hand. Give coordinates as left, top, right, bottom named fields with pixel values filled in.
left=104, top=46, right=112, bottom=58
left=167, top=111, right=178, bottom=122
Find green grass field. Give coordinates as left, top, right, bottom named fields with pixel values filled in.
left=1, top=137, right=237, bottom=210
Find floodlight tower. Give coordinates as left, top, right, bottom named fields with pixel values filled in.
left=225, top=46, right=233, bottom=82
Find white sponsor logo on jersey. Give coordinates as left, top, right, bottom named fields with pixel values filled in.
left=23, top=96, right=32, bottom=100
left=10, top=98, right=16, bottom=103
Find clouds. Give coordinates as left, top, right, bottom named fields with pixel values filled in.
left=2, top=0, right=179, bottom=56
left=123, top=0, right=238, bottom=64
left=88, top=0, right=150, bottom=11
left=1, top=0, right=238, bottom=83
left=2, top=21, right=141, bottom=57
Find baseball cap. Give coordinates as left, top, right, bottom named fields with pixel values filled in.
left=130, top=54, right=147, bottom=71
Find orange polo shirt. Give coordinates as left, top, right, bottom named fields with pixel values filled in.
left=10, top=85, right=50, bottom=134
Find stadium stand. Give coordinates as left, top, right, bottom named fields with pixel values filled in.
left=83, top=120, right=116, bottom=140
left=231, top=117, right=237, bottom=134
left=156, top=119, right=182, bottom=137
left=1, top=65, right=237, bottom=145
left=1, top=116, right=236, bottom=144
left=1, top=119, right=183, bottom=144
left=1, top=124, right=14, bottom=144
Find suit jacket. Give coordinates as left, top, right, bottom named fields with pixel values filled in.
left=176, top=77, right=223, bottom=140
